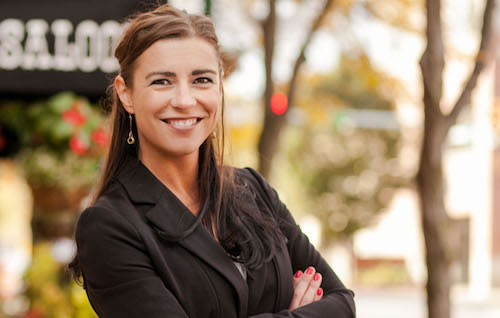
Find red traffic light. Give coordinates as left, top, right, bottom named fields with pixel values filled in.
left=271, top=92, right=288, bottom=115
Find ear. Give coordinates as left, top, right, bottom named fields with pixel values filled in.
left=115, top=75, right=134, bottom=114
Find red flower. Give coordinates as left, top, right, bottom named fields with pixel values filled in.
left=62, top=110, right=86, bottom=126
left=91, top=129, right=109, bottom=147
left=69, top=137, right=88, bottom=155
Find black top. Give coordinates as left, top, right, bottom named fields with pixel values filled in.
left=74, top=156, right=355, bottom=317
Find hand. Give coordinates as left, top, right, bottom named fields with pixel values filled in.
left=289, top=266, right=323, bottom=310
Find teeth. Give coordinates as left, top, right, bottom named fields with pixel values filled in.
left=166, top=118, right=197, bottom=127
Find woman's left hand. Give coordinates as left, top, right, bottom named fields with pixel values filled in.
left=288, top=266, right=323, bottom=310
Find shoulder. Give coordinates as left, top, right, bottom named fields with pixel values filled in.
left=234, top=167, right=278, bottom=200
left=233, top=166, right=261, bottom=180
left=75, top=182, right=140, bottom=244
left=74, top=202, right=147, bottom=275
left=232, top=167, right=286, bottom=220
left=233, top=167, right=270, bottom=193
left=76, top=205, right=138, bottom=244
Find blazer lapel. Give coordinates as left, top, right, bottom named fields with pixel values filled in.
left=117, top=157, right=249, bottom=318
left=178, top=223, right=249, bottom=318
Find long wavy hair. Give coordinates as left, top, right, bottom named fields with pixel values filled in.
left=69, top=3, right=284, bottom=282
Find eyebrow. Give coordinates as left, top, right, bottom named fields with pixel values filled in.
left=145, top=69, right=217, bottom=79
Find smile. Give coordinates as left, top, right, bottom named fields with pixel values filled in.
left=162, top=117, right=201, bottom=129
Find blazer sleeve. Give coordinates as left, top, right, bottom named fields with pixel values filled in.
left=75, top=205, right=188, bottom=318
left=244, top=168, right=356, bottom=318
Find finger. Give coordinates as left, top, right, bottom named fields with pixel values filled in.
left=313, top=287, right=323, bottom=302
left=289, top=267, right=315, bottom=310
left=299, top=272, right=322, bottom=307
left=293, top=270, right=303, bottom=289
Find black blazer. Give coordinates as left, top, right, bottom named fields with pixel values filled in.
left=75, top=157, right=355, bottom=317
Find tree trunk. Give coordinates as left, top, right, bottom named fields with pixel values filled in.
left=417, top=1, right=495, bottom=317
left=258, top=110, right=287, bottom=178
left=417, top=119, right=451, bottom=318
left=257, top=0, right=277, bottom=178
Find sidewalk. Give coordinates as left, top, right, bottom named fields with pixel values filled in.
left=353, top=286, right=500, bottom=318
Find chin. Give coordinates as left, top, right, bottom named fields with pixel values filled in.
left=163, top=144, right=202, bottom=157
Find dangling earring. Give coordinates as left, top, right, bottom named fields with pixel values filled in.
left=212, top=127, right=217, bottom=139
left=127, top=114, right=135, bottom=145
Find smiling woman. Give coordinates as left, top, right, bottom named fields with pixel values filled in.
left=115, top=38, right=221, bottom=167
left=69, top=3, right=355, bottom=318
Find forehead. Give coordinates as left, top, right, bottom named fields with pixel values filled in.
left=134, top=37, right=219, bottom=75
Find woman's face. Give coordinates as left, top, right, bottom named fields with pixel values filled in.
left=116, top=37, right=221, bottom=162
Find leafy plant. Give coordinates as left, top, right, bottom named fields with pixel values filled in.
left=286, top=54, right=407, bottom=244
left=0, top=92, right=108, bottom=191
left=23, top=242, right=96, bottom=318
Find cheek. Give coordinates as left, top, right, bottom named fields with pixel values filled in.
left=211, top=100, right=222, bottom=125
left=201, top=91, right=221, bottom=115
left=133, top=92, right=166, bottom=115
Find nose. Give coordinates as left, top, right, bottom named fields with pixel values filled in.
left=171, top=83, right=196, bottom=108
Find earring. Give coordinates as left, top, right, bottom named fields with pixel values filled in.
left=127, top=114, right=135, bottom=145
left=212, top=127, right=217, bottom=139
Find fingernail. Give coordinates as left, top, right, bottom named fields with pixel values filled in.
left=295, top=271, right=302, bottom=278
left=314, top=273, right=320, bottom=281
left=306, top=267, right=314, bottom=275
left=317, top=288, right=323, bottom=296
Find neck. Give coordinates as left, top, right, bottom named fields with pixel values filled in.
left=140, top=149, right=200, bottom=215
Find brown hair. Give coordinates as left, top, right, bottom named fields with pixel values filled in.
left=70, top=4, right=283, bottom=283
left=96, top=3, right=226, bottom=203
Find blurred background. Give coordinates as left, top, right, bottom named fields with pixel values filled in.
left=0, top=0, right=499, bottom=317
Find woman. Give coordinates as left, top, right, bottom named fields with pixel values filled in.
left=70, top=4, right=355, bottom=317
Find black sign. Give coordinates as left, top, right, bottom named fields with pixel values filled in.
left=0, top=0, right=159, bottom=99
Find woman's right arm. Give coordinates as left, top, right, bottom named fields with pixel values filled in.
left=75, top=206, right=189, bottom=318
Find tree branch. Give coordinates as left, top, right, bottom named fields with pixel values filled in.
left=257, top=0, right=334, bottom=177
left=287, top=0, right=335, bottom=108
left=419, top=0, right=445, bottom=120
left=263, top=0, right=276, bottom=112
left=364, top=0, right=423, bottom=34
left=445, top=0, right=495, bottom=129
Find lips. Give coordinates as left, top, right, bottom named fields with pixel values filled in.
left=161, top=117, right=201, bottom=128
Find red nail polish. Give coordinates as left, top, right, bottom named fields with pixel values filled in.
left=295, top=271, right=302, bottom=278
left=314, top=273, right=320, bottom=281
left=306, top=267, right=314, bottom=275
left=317, top=288, right=322, bottom=296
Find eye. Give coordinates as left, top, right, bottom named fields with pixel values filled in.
left=151, top=79, right=171, bottom=85
left=193, top=77, right=213, bottom=84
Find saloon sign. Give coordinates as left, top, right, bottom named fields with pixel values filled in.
left=0, top=19, right=121, bottom=73
left=0, top=0, right=157, bottom=97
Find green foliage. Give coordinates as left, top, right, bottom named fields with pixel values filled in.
left=0, top=92, right=108, bottom=191
left=18, top=149, right=101, bottom=190
left=288, top=53, right=407, bottom=243
left=23, top=243, right=96, bottom=318
left=314, top=54, right=398, bottom=111
left=288, top=125, right=402, bottom=241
